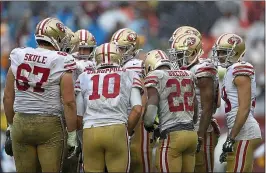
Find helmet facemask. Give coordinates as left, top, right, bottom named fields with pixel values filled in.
left=78, top=46, right=96, bottom=60
left=212, top=42, right=237, bottom=68
left=168, top=48, right=197, bottom=70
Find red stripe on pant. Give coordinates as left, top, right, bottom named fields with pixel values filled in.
left=234, top=141, right=243, bottom=172
left=160, top=135, right=170, bottom=173
left=240, top=141, right=249, bottom=172
left=126, top=131, right=130, bottom=173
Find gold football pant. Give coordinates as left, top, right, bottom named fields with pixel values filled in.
left=156, top=130, right=197, bottom=173
left=11, top=113, right=65, bottom=172
left=130, top=121, right=153, bottom=173
left=83, top=124, right=130, bottom=172
left=195, top=131, right=219, bottom=173
left=226, top=138, right=262, bottom=172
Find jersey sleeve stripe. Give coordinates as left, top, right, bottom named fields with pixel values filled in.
left=195, top=68, right=216, bottom=75
left=133, top=82, right=143, bottom=87
left=134, top=78, right=142, bottom=84
left=144, top=80, right=158, bottom=85
left=232, top=70, right=254, bottom=75
left=64, top=62, right=77, bottom=68
left=233, top=65, right=254, bottom=70
left=145, top=76, right=158, bottom=80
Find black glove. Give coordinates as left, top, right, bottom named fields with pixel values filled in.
left=5, top=129, right=13, bottom=156
left=219, top=151, right=227, bottom=163
left=196, top=137, right=203, bottom=153
left=222, top=137, right=235, bottom=153
left=144, top=124, right=155, bottom=133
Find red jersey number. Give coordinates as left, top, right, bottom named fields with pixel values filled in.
left=16, top=63, right=50, bottom=92
left=89, top=73, right=121, bottom=100
left=166, top=78, right=194, bottom=112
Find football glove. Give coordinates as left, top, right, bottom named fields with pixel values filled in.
left=219, top=151, right=227, bottom=163
left=196, top=136, right=203, bottom=153
left=222, top=137, right=235, bottom=153
left=5, top=125, right=13, bottom=156
left=67, top=130, right=78, bottom=159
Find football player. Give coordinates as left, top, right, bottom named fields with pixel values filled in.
left=75, top=42, right=143, bottom=172
left=111, top=28, right=153, bottom=173
left=212, top=33, right=262, bottom=172
left=72, top=29, right=97, bottom=81
left=3, top=17, right=78, bottom=172
left=143, top=49, right=198, bottom=172
left=169, top=27, right=220, bottom=172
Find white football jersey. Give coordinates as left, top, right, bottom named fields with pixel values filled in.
left=75, top=67, right=143, bottom=128
left=73, top=59, right=96, bottom=83
left=10, top=47, right=76, bottom=116
left=144, top=69, right=196, bottom=132
left=190, top=58, right=219, bottom=132
left=123, top=58, right=144, bottom=114
left=123, top=58, right=144, bottom=78
left=222, top=61, right=261, bottom=140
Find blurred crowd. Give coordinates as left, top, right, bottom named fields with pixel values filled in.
left=0, top=1, right=265, bottom=172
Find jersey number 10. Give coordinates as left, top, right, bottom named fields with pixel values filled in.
left=89, top=74, right=121, bottom=100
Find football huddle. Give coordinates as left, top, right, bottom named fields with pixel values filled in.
left=3, top=17, right=262, bottom=173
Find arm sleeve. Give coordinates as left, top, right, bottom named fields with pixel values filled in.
left=143, top=105, right=158, bottom=127
left=195, top=61, right=217, bottom=79
left=232, top=63, right=255, bottom=80
left=76, top=91, right=85, bottom=116
left=130, top=87, right=142, bottom=107
left=132, top=72, right=144, bottom=94
left=63, top=54, right=77, bottom=71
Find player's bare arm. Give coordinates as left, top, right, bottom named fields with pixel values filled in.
left=3, top=68, right=15, bottom=125
left=60, top=72, right=77, bottom=132
left=216, top=87, right=221, bottom=108
left=197, top=77, right=215, bottom=138
left=229, top=75, right=251, bottom=139
left=143, top=87, right=159, bottom=129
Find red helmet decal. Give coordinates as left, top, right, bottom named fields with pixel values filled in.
left=127, top=33, right=137, bottom=42
left=183, top=37, right=196, bottom=46
left=56, top=23, right=65, bottom=33
left=228, top=36, right=241, bottom=45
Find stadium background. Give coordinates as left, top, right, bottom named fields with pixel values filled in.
left=0, top=1, right=264, bottom=172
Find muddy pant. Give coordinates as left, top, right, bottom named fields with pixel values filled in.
left=11, top=113, right=65, bottom=172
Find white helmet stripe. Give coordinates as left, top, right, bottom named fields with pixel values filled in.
left=114, top=28, right=127, bottom=41
left=38, top=18, right=51, bottom=35
left=82, top=29, right=86, bottom=42
left=216, top=33, right=228, bottom=45
left=104, top=43, right=109, bottom=63
left=158, top=50, right=167, bottom=59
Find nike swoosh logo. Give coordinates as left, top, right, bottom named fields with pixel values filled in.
left=133, top=63, right=138, bottom=65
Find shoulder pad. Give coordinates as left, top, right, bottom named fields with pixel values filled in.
left=144, top=70, right=163, bottom=88
left=63, top=55, right=76, bottom=71
left=232, top=61, right=254, bottom=77
left=195, top=61, right=217, bottom=78
left=123, top=59, right=144, bottom=77
left=9, top=48, right=22, bottom=61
